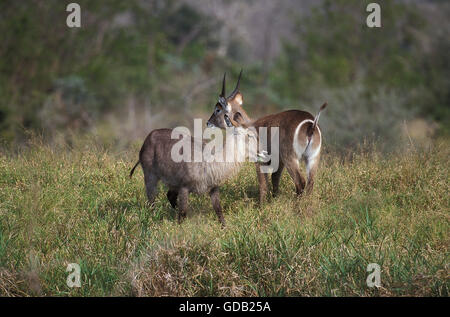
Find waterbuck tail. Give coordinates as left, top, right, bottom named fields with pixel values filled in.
left=312, top=102, right=327, bottom=130
left=307, top=102, right=328, bottom=139
left=129, top=160, right=140, bottom=178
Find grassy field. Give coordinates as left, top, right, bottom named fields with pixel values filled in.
left=0, top=136, right=448, bottom=296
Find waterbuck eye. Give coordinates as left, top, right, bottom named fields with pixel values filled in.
left=215, top=108, right=221, bottom=114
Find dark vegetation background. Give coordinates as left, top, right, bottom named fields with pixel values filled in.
left=0, top=0, right=448, bottom=150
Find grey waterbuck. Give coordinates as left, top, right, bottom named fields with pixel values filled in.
left=130, top=74, right=258, bottom=226
left=207, top=70, right=327, bottom=204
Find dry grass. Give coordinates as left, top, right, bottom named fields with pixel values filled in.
left=0, top=136, right=448, bottom=296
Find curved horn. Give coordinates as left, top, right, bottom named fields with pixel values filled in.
left=220, top=72, right=226, bottom=97
left=228, top=69, right=242, bottom=99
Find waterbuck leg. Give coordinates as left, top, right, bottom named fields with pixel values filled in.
left=305, top=153, right=320, bottom=195
left=285, top=158, right=306, bottom=196
left=256, top=164, right=269, bottom=205
left=177, top=187, right=189, bottom=224
left=271, top=161, right=285, bottom=197
left=167, top=189, right=178, bottom=208
left=144, top=171, right=158, bottom=205
left=210, top=187, right=226, bottom=227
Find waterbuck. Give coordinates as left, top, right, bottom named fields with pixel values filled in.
left=129, top=75, right=258, bottom=226
left=207, top=70, right=327, bottom=204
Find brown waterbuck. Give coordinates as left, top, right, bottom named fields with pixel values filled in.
left=130, top=75, right=258, bottom=226
left=207, top=70, right=327, bottom=204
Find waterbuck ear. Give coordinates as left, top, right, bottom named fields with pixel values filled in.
left=233, top=92, right=243, bottom=106
left=233, top=112, right=244, bottom=125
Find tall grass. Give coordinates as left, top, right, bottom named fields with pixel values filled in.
left=0, top=136, right=448, bottom=296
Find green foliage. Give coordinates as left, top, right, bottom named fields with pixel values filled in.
left=269, top=0, right=448, bottom=139
left=0, top=1, right=219, bottom=142
left=273, top=1, right=428, bottom=96
left=0, top=0, right=448, bottom=146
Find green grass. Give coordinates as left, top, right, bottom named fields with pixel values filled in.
left=0, top=137, right=448, bottom=296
